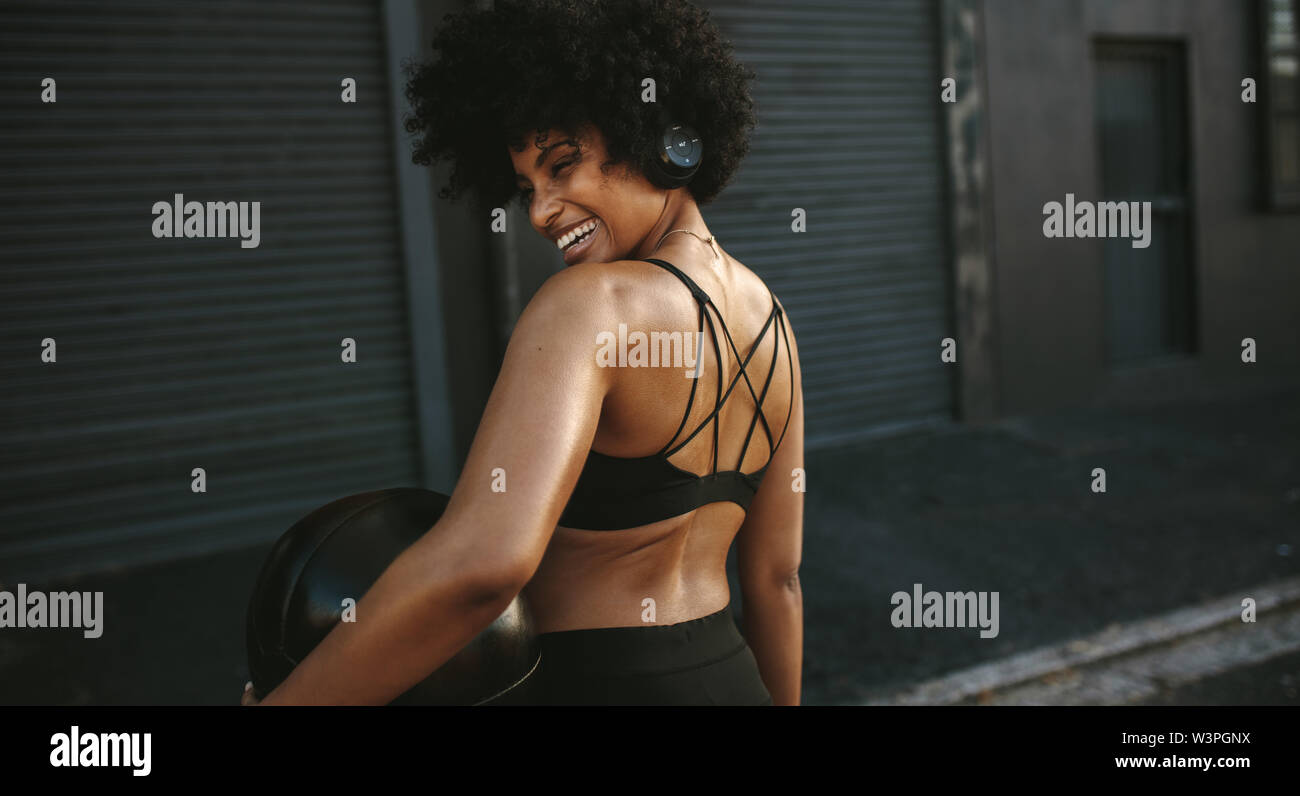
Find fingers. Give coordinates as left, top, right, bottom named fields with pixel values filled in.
left=241, top=680, right=259, bottom=706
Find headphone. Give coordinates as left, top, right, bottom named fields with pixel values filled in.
left=646, top=105, right=703, bottom=189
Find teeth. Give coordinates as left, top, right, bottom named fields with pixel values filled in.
left=556, top=220, right=596, bottom=250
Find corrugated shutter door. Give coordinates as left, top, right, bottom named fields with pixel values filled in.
left=701, top=0, right=953, bottom=447
left=0, top=1, right=421, bottom=579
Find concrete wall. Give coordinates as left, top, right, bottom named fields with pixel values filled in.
left=981, top=0, right=1299, bottom=414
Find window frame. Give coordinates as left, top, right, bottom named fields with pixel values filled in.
left=1260, top=0, right=1300, bottom=210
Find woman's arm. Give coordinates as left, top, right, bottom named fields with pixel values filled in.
left=735, top=316, right=804, bottom=706
left=260, top=266, right=615, bottom=705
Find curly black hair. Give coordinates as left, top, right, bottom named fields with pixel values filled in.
left=403, top=0, right=756, bottom=207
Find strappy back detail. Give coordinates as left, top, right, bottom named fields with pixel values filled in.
left=556, top=257, right=794, bottom=531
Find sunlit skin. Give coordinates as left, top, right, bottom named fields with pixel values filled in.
left=248, top=125, right=804, bottom=706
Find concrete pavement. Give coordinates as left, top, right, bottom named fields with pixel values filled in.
left=1, top=389, right=1296, bottom=705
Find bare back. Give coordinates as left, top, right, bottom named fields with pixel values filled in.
left=523, top=241, right=803, bottom=632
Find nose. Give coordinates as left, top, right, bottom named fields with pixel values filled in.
left=528, top=183, right=562, bottom=235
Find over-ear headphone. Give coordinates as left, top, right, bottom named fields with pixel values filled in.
left=646, top=106, right=703, bottom=189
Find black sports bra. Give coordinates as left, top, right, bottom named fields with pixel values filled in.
left=557, top=258, right=794, bottom=531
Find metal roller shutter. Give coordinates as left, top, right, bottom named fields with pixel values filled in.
left=0, top=1, right=422, bottom=579
left=701, top=0, right=953, bottom=447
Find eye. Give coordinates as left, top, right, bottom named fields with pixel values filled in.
left=552, top=157, right=576, bottom=176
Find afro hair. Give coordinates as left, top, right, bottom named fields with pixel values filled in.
left=403, top=0, right=756, bottom=208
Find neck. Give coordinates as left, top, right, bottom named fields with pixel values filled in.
left=631, top=191, right=711, bottom=260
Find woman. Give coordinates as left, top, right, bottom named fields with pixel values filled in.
left=244, top=0, right=803, bottom=706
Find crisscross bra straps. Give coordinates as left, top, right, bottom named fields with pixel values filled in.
left=554, top=257, right=794, bottom=531
left=641, top=257, right=794, bottom=475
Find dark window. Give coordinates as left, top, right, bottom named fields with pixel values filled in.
left=1093, top=41, right=1197, bottom=366
left=1261, top=0, right=1300, bottom=208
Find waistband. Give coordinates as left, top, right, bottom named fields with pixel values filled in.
left=536, top=603, right=746, bottom=677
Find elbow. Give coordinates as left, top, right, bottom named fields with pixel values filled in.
left=407, top=515, right=541, bottom=610
left=455, top=555, right=533, bottom=609
left=742, top=564, right=801, bottom=596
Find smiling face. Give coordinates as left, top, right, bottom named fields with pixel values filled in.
left=510, top=125, right=668, bottom=266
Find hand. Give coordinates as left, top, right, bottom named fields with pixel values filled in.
left=241, top=681, right=261, bottom=706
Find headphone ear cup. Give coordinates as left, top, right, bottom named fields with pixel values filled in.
left=650, top=122, right=702, bottom=189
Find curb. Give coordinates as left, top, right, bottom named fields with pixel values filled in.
left=857, top=574, right=1300, bottom=706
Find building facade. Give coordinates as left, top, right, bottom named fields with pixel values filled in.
left=1, top=0, right=1295, bottom=580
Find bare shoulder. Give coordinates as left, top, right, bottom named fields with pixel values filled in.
left=539, top=258, right=692, bottom=318
left=728, top=258, right=802, bottom=373
left=524, top=262, right=611, bottom=312
left=734, top=258, right=792, bottom=323
left=512, top=262, right=623, bottom=340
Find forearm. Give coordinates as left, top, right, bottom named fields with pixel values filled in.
left=260, top=540, right=514, bottom=706
left=740, top=575, right=802, bottom=705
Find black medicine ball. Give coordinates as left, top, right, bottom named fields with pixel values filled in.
left=246, top=487, right=540, bottom=704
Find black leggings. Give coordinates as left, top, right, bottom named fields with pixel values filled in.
left=507, top=603, right=773, bottom=706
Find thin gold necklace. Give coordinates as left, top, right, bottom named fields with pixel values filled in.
left=653, top=228, right=721, bottom=260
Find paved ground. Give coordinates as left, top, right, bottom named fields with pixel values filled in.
left=793, top=388, right=1299, bottom=705
left=1, top=389, right=1296, bottom=705
left=863, top=575, right=1300, bottom=705
left=1140, top=649, right=1300, bottom=705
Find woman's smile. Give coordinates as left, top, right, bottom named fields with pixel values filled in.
left=558, top=217, right=601, bottom=265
